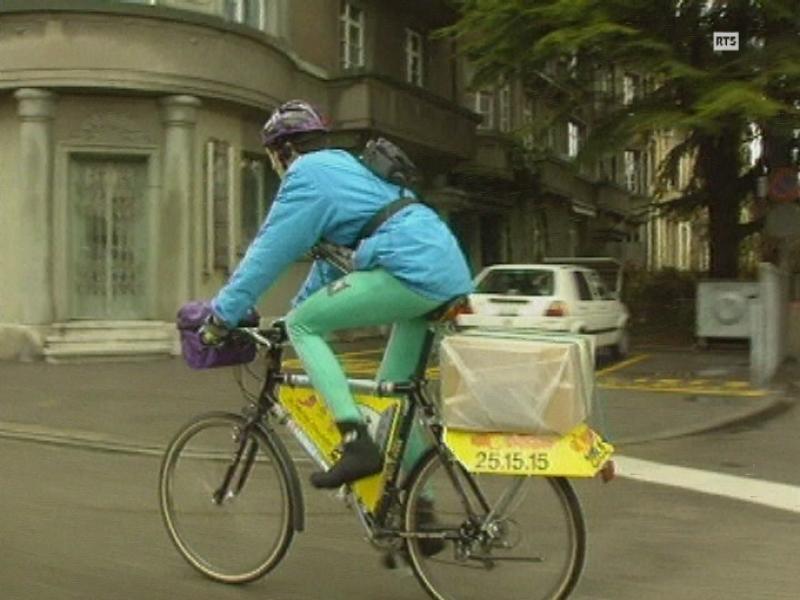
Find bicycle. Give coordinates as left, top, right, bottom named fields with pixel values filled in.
left=159, top=305, right=614, bottom=600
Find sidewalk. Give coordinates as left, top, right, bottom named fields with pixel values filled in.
left=0, top=346, right=795, bottom=454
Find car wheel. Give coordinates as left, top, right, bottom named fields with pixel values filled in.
left=612, top=327, right=630, bottom=360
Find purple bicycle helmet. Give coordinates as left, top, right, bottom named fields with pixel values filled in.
left=260, top=100, right=329, bottom=148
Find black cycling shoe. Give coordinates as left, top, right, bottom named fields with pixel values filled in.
left=310, top=421, right=383, bottom=489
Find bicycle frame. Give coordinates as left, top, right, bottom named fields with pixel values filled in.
left=234, top=324, right=480, bottom=542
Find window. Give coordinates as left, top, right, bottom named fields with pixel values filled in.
left=678, top=222, right=692, bottom=270
left=678, top=156, right=688, bottom=188
left=476, top=269, right=555, bottom=297
left=405, top=28, right=424, bottom=86
left=225, top=0, right=266, bottom=30
left=567, top=120, right=582, bottom=158
left=340, top=2, right=365, bottom=69
left=624, top=150, right=639, bottom=192
left=623, top=73, right=640, bottom=105
left=566, top=52, right=578, bottom=77
left=573, top=272, right=593, bottom=301
left=600, top=155, right=618, bottom=182
left=588, top=271, right=615, bottom=300
left=598, top=66, right=615, bottom=96
left=205, top=140, right=235, bottom=274
left=240, top=157, right=279, bottom=249
left=522, top=97, right=534, bottom=149
left=649, top=145, right=657, bottom=186
left=546, top=125, right=556, bottom=151
left=498, top=84, right=512, bottom=133
left=472, top=90, right=495, bottom=130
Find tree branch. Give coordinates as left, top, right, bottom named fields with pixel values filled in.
left=737, top=216, right=765, bottom=240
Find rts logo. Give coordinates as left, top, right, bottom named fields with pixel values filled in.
left=713, top=31, right=739, bottom=51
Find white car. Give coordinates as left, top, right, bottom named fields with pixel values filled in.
left=458, top=258, right=631, bottom=357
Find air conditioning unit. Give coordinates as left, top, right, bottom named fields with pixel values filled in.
left=696, top=281, right=760, bottom=340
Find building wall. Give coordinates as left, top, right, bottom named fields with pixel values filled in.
left=0, top=8, right=320, bottom=110
left=287, top=0, right=338, bottom=73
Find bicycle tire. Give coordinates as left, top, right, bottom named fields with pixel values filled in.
left=159, top=412, right=295, bottom=583
left=404, top=449, right=586, bottom=600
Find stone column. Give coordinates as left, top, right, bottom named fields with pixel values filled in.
left=160, top=95, right=201, bottom=316
left=15, top=88, right=56, bottom=325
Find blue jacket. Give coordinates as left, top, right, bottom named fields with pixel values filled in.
left=211, top=149, right=474, bottom=326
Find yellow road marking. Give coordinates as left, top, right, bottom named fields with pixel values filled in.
left=599, top=382, right=767, bottom=397
left=596, top=354, right=651, bottom=377
left=287, top=349, right=765, bottom=398
left=723, top=381, right=750, bottom=388
left=338, top=349, right=383, bottom=358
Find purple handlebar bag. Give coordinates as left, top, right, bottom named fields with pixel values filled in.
left=176, top=300, right=260, bottom=369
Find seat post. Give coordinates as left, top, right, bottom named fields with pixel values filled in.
left=412, top=327, right=437, bottom=379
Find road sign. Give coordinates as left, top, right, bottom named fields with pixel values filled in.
left=768, top=167, right=799, bottom=202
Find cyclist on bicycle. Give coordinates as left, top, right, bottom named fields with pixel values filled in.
left=201, top=100, right=473, bottom=490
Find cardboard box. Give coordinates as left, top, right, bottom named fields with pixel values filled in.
left=440, top=330, right=594, bottom=435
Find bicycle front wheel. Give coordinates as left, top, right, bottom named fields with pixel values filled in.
left=404, top=450, right=586, bottom=600
left=159, top=412, right=295, bottom=583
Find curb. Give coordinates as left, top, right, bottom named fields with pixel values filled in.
left=611, top=394, right=794, bottom=447
left=0, top=422, right=166, bottom=457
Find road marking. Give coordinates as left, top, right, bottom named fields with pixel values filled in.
left=596, top=354, right=651, bottom=376
left=599, top=380, right=767, bottom=397
left=723, top=381, right=751, bottom=388
left=285, top=350, right=766, bottom=397
left=615, top=455, right=800, bottom=514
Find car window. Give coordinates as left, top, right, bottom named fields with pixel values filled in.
left=476, top=269, right=555, bottom=296
left=584, top=271, right=609, bottom=300
left=587, top=271, right=615, bottom=300
left=573, top=271, right=593, bottom=301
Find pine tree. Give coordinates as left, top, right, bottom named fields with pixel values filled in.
left=448, top=0, right=800, bottom=277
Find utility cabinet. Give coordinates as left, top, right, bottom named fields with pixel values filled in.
left=696, top=280, right=760, bottom=340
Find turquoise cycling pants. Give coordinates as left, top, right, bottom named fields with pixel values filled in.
left=286, top=269, right=442, bottom=472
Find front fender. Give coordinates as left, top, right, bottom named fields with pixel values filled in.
left=257, top=422, right=306, bottom=533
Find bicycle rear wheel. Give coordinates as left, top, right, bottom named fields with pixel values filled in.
left=404, top=450, right=586, bottom=600
left=159, top=412, right=294, bottom=583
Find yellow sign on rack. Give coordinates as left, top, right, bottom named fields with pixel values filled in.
left=279, top=386, right=404, bottom=513
left=444, top=424, right=614, bottom=477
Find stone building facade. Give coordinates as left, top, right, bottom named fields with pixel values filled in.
left=0, top=1, right=650, bottom=360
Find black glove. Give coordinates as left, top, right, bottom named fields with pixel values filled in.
left=199, top=314, right=230, bottom=346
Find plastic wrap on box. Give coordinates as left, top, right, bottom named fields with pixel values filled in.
left=440, top=331, right=594, bottom=435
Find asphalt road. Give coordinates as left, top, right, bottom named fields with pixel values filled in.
left=1, top=418, right=798, bottom=600
left=1, top=348, right=798, bottom=599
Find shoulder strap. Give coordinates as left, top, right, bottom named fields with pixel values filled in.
left=357, top=196, right=422, bottom=241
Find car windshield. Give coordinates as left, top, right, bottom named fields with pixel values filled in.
left=476, top=269, right=555, bottom=296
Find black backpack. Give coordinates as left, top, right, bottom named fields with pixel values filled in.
left=360, top=137, right=421, bottom=190
left=356, top=137, right=432, bottom=240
